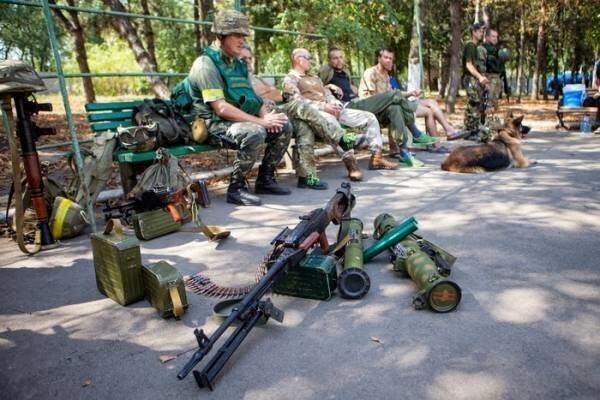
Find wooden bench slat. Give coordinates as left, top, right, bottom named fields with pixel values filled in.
left=557, top=107, right=597, bottom=112
left=85, top=101, right=142, bottom=112
left=87, top=110, right=134, bottom=123
left=114, top=143, right=216, bottom=163
left=90, top=120, right=135, bottom=132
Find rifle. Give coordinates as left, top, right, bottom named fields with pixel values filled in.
left=479, top=86, right=490, bottom=125
left=177, top=182, right=355, bottom=390
left=101, top=180, right=210, bottom=224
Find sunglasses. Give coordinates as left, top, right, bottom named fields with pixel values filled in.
left=298, top=55, right=312, bottom=61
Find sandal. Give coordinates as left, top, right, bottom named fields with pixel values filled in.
left=446, top=130, right=470, bottom=141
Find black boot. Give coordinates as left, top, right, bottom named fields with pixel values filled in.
left=255, top=165, right=291, bottom=195
left=227, top=174, right=261, bottom=206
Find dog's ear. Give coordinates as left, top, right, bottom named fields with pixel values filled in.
left=505, top=111, right=514, bottom=120
left=513, top=115, right=524, bottom=126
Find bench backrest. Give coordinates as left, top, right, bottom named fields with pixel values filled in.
left=85, top=100, right=193, bottom=133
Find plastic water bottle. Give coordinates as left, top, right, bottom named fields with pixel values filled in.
left=580, top=113, right=592, bottom=135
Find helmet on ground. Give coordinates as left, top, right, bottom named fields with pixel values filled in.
left=498, top=48, right=510, bottom=62
left=0, top=60, right=46, bottom=94
left=211, top=9, right=250, bottom=36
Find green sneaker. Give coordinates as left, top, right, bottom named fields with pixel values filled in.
left=339, top=131, right=358, bottom=151
left=413, top=132, right=440, bottom=145
left=398, top=155, right=425, bottom=168
left=298, top=174, right=328, bottom=190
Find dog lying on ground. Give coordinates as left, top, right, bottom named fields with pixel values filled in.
left=441, top=114, right=532, bottom=173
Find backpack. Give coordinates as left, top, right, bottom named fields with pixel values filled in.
left=132, top=99, right=191, bottom=147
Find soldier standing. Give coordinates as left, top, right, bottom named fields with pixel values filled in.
left=483, top=29, right=504, bottom=112
left=462, top=22, right=490, bottom=141
left=184, top=10, right=292, bottom=206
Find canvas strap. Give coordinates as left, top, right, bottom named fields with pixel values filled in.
left=168, top=285, right=184, bottom=318
left=1, top=95, right=41, bottom=255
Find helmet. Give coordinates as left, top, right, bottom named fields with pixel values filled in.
left=192, top=118, right=208, bottom=143
left=0, top=60, right=46, bottom=94
left=498, top=48, right=510, bottom=62
left=117, top=124, right=156, bottom=152
left=211, top=9, right=250, bottom=36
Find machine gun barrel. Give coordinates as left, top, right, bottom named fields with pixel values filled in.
left=177, top=183, right=354, bottom=389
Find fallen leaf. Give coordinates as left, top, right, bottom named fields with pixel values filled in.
left=370, top=336, right=384, bottom=345
left=159, top=354, right=177, bottom=364
left=82, top=378, right=92, bottom=387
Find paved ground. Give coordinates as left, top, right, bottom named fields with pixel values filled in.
left=1, top=125, right=599, bottom=400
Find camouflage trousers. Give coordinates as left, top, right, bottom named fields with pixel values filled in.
left=463, top=75, right=486, bottom=134
left=277, top=100, right=345, bottom=178
left=206, top=119, right=292, bottom=179
left=484, top=73, right=502, bottom=112
left=330, top=108, right=383, bottom=153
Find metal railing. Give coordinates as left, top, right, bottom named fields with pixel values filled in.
left=0, top=0, right=327, bottom=231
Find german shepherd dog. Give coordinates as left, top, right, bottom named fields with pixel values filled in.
left=441, top=114, right=531, bottom=173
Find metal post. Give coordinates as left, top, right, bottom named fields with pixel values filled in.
left=40, top=0, right=96, bottom=232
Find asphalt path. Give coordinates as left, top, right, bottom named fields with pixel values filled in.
left=1, top=127, right=599, bottom=400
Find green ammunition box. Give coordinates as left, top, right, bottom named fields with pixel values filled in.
left=91, top=219, right=144, bottom=306
left=142, top=261, right=188, bottom=318
left=132, top=208, right=181, bottom=241
left=272, top=253, right=337, bottom=300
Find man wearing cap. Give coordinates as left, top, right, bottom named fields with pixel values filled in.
left=283, top=48, right=398, bottom=171
left=483, top=28, right=506, bottom=112
left=462, top=22, right=490, bottom=141
left=184, top=9, right=292, bottom=206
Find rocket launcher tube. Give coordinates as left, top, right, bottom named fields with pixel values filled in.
left=363, top=216, right=418, bottom=262
left=392, top=239, right=462, bottom=313
left=338, top=218, right=370, bottom=299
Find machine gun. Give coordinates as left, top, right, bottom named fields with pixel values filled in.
left=177, top=182, right=355, bottom=390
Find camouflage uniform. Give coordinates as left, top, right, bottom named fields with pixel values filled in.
left=462, top=41, right=489, bottom=140
left=185, top=9, right=291, bottom=205
left=483, top=43, right=504, bottom=112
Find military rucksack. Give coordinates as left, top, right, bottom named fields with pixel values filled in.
left=132, top=99, right=191, bottom=147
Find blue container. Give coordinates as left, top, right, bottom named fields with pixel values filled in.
left=563, top=90, right=584, bottom=107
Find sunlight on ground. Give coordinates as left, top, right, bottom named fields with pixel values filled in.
left=377, top=344, right=431, bottom=368
left=482, top=288, right=550, bottom=324
left=244, top=376, right=318, bottom=400
left=548, top=314, right=600, bottom=355
left=427, top=371, right=506, bottom=400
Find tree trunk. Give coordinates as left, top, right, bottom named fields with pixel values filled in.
left=50, top=0, right=96, bottom=102
left=531, top=0, right=546, bottom=100
left=515, top=2, right=525, bottom=103
left=140, top=0, right=158, bottom=69
left=445, top=0, right=462, bottom=114
left=102, top=0, right=170, bottom=98
left=197, top=0, right=214, bottom=51
left=407, top=0, right=424, bottom=91
left=439, top=51, right=449, bottom=98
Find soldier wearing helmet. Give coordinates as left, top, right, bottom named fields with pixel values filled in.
left=183, top=9, right=292, bottom=206
left=483, top=28, right=509, bottom=111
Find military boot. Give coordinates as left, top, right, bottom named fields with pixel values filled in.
left=342, top=151, right=363, bottom=181
left=227, top=173, right=262, bottom=206
left=369, top=150, right=398, bottom=170
left=255, top=165, right=291, bottom=195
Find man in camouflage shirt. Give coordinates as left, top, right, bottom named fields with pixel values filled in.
left=184, top=9, right=291, bottom=206
left=239, top=45, right=362, bottom=189
left=283, top=48, right=398, bottom=172
left=462, top=22, right=490, bottom=141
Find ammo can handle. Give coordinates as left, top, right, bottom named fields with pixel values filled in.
left=103, top=218, right=123, bottom=237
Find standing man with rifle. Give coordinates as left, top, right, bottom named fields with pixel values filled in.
left=462, top=22, right=490, bottom=142
left=184, top=9, right=292, bottom=206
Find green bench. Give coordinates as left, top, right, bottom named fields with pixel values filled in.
left=85, top=100, right=216, bottom=193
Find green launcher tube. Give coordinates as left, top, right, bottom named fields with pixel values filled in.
left=363, top=215, right=418, bottom=262
left=392, top=240, right=461, bottom=313
left=338, top=218, right=370, bottom=299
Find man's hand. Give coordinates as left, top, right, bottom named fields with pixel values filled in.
left=479, top=76, right=490, bottom=85
left=408, top=89, right=422, bottom=97
left=261, top=111, right=288, bottom=133
left=325, top=84, right=343, bottom=99
left=324, top=102, right=342, bottom=118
